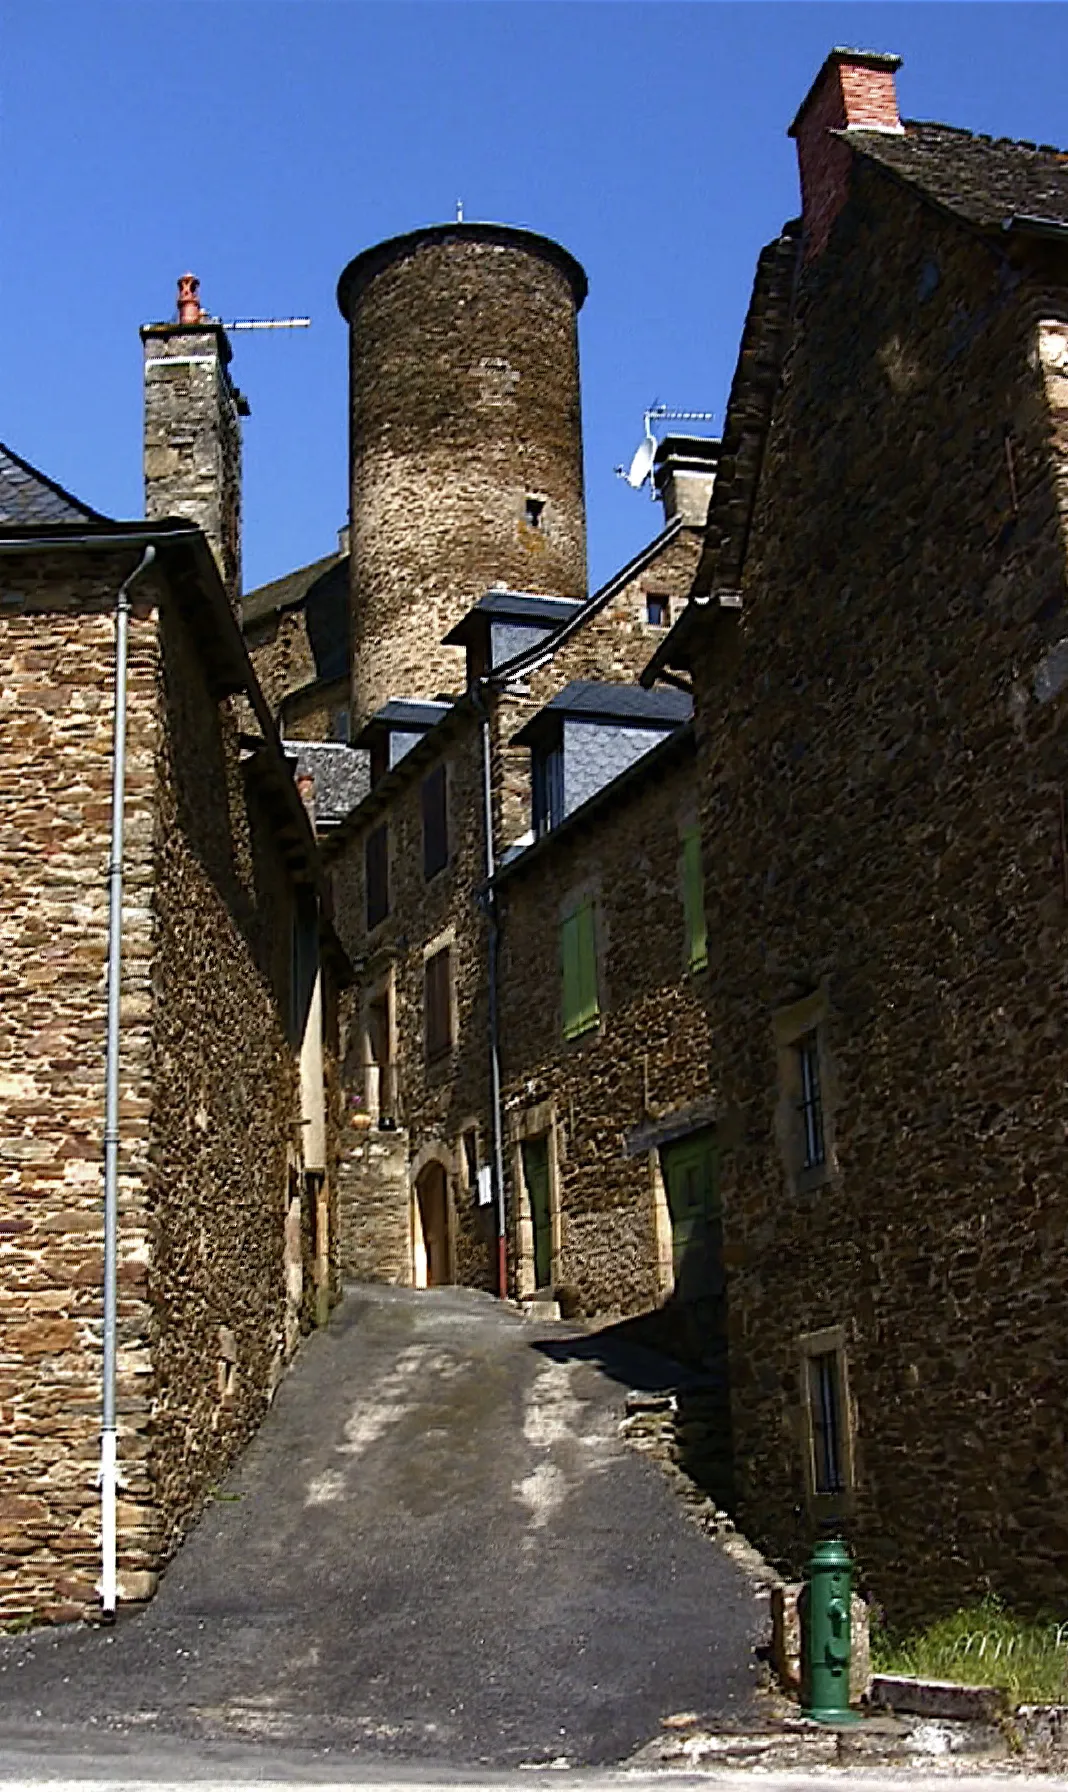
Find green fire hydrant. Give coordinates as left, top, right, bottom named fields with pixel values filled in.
left=801, top=1537, right=859, bottom=1724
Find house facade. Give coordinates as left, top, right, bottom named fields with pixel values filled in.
left=0, top=291, right=348, bottom=1625
left=647, top=50, right=1068, bottom=1617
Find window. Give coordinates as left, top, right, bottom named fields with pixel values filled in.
left=532, top=743, right=565, bottom=837
left=330, top=705, right=350, bottom=743
left=561, top=899, right=599, bottom=1041
left=797, top=1032, right=825, bottom=1169
left=421, top=764, right=448, bottom=879
left=525, top=495, right=545, bottom=529
left=424, top=946, right=453, bottom=1060
left=462, top=1127, right=479, bottom=1195
left=681, top=827, right=708, bottom=972
left=807, top=1351, right=845, bottom=1494
left=365, top=823, right=388, bottom=930
left=646, top=593, right=670, bottom=628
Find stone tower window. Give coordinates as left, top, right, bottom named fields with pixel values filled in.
left=525, top=495, right=545, bottom=529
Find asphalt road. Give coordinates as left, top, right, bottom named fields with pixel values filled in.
left=0, top=1286, right=762, bottom=1769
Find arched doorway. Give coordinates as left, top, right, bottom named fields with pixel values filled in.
left=412, top=1161, right=451, bottom=1288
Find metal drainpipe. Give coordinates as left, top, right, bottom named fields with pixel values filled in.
left=100, top=543, right=156, bottom=1620
left=478, top=694, right=508, bottom=1300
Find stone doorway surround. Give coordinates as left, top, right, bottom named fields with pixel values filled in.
left=508, top=1099, right=563, bottom=1299
left=410, top=1147, right=455, bottom=1288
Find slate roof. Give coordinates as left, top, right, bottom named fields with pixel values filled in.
left=351, top=698, right=453, bottom=750
left=283, top=741, right=370, bottom=830
left=512, top=680, right=692, bottom=747
left=535, top=679, right=692, bottom=724
left=443, top=590, right=583, bottom=645
left=0, top=442, right=107, bottom=527
left=242, top=548, right=347, bottom=628
left=848, top=119, right=1068, bottom=232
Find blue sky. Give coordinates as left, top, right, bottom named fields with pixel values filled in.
left=3, top=3, right=1066, bottom=594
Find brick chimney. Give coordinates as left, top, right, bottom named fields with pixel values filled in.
left=140, top=275, right=250, bottom=612
left=789, top=49, right=903, bottom=261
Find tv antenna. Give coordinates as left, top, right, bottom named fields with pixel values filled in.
left=616, top=404, right=716, bottom=498
left=222, top=316, right=311, bottom=332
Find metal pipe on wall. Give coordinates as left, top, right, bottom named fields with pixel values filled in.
left=479, top=698, right=509, bottom=1300
left=100, top=543, right=155, bottom=1619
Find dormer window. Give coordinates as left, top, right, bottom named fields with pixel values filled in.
left=525, top=496, right=545, bottom=530
left=532, top=744, right=565, bottom=837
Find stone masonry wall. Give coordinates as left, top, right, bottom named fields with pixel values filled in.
left=147, top=592, right=304, bottom=1566
left=495, top=739, right=713, bottom=1320
left=329, top=709, right=498, bottom=1293
left=244, top=608, right=318, bottom=721
left=0, top=544, right=323, bottom=1623
left=690, top=164, right=1068, bottom=1621
left=327, top=527, right=704, bottom=1295
left=0, top=553, right=161, bottom=1623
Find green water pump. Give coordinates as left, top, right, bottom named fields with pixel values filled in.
left=801, top=1537, right=858, bottom=1724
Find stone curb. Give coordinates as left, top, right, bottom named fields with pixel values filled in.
left=870, top=1672, right=1009, bottom=1722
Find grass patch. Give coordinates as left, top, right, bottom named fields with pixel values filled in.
left=872, top=1597, right=1068, bottom=1705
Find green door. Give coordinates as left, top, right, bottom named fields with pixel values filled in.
left=662, top=1130, right=720, bottom=1306
left=521, top=1137, right=552, bottom=1288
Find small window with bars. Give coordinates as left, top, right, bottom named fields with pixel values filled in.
left=365, top=823, right=388, bottom=930
left=422, top=764, right=449, bottom=880
left=807, top=1348, right=846, bottom=1495
left=424, top=946, right=453, bottom=1061
left=797, top=1031, right=825, bottom=1169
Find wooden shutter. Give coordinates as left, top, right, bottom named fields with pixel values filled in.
left=365, top=823, right=389, bottom=929
left=682, top=828, right=708, bottom=972
left=422, top=764, right=448, bottom=879
left=424, top=946, right=452, bottom=1059
left=561, top=900, right=599, bottom=1040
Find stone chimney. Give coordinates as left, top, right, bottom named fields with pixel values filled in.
left=789, top=49, right=903, bottom=261
left=654, top=435, right=720, bottom=526
left=141, top=274, right=249, bottom=612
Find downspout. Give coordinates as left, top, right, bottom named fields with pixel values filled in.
left=100, top=543, right=156, bottom=1620
left=477, top=688, right=508, bottom=1300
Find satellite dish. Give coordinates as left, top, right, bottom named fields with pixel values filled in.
left=625, top=430, right=657, bottom=489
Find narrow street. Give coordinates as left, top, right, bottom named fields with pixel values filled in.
left=0, top=1287, right=762, bottom=1770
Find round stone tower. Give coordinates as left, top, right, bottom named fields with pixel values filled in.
left=337, top=222, right=588, bottom=728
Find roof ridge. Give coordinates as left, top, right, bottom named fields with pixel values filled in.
left=897, top=117, right=1068, bottom=157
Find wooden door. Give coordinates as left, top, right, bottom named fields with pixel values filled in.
left=662, top=1130, right=720, bottom=1306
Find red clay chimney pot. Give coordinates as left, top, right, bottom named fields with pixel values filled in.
left=177, top=273, right=203, bottom=326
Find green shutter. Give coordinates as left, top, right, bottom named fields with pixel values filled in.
left=561, top=899, right=599, bottom=1040
left=682, top=828, right=708, bottom=972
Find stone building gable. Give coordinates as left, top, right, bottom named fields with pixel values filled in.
left=242, top=544, right=351, bottom=740
left=682, top=133, right=1068, bottom=1619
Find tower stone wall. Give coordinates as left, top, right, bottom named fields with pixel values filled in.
left=337, top=224, right=588, bottom=728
